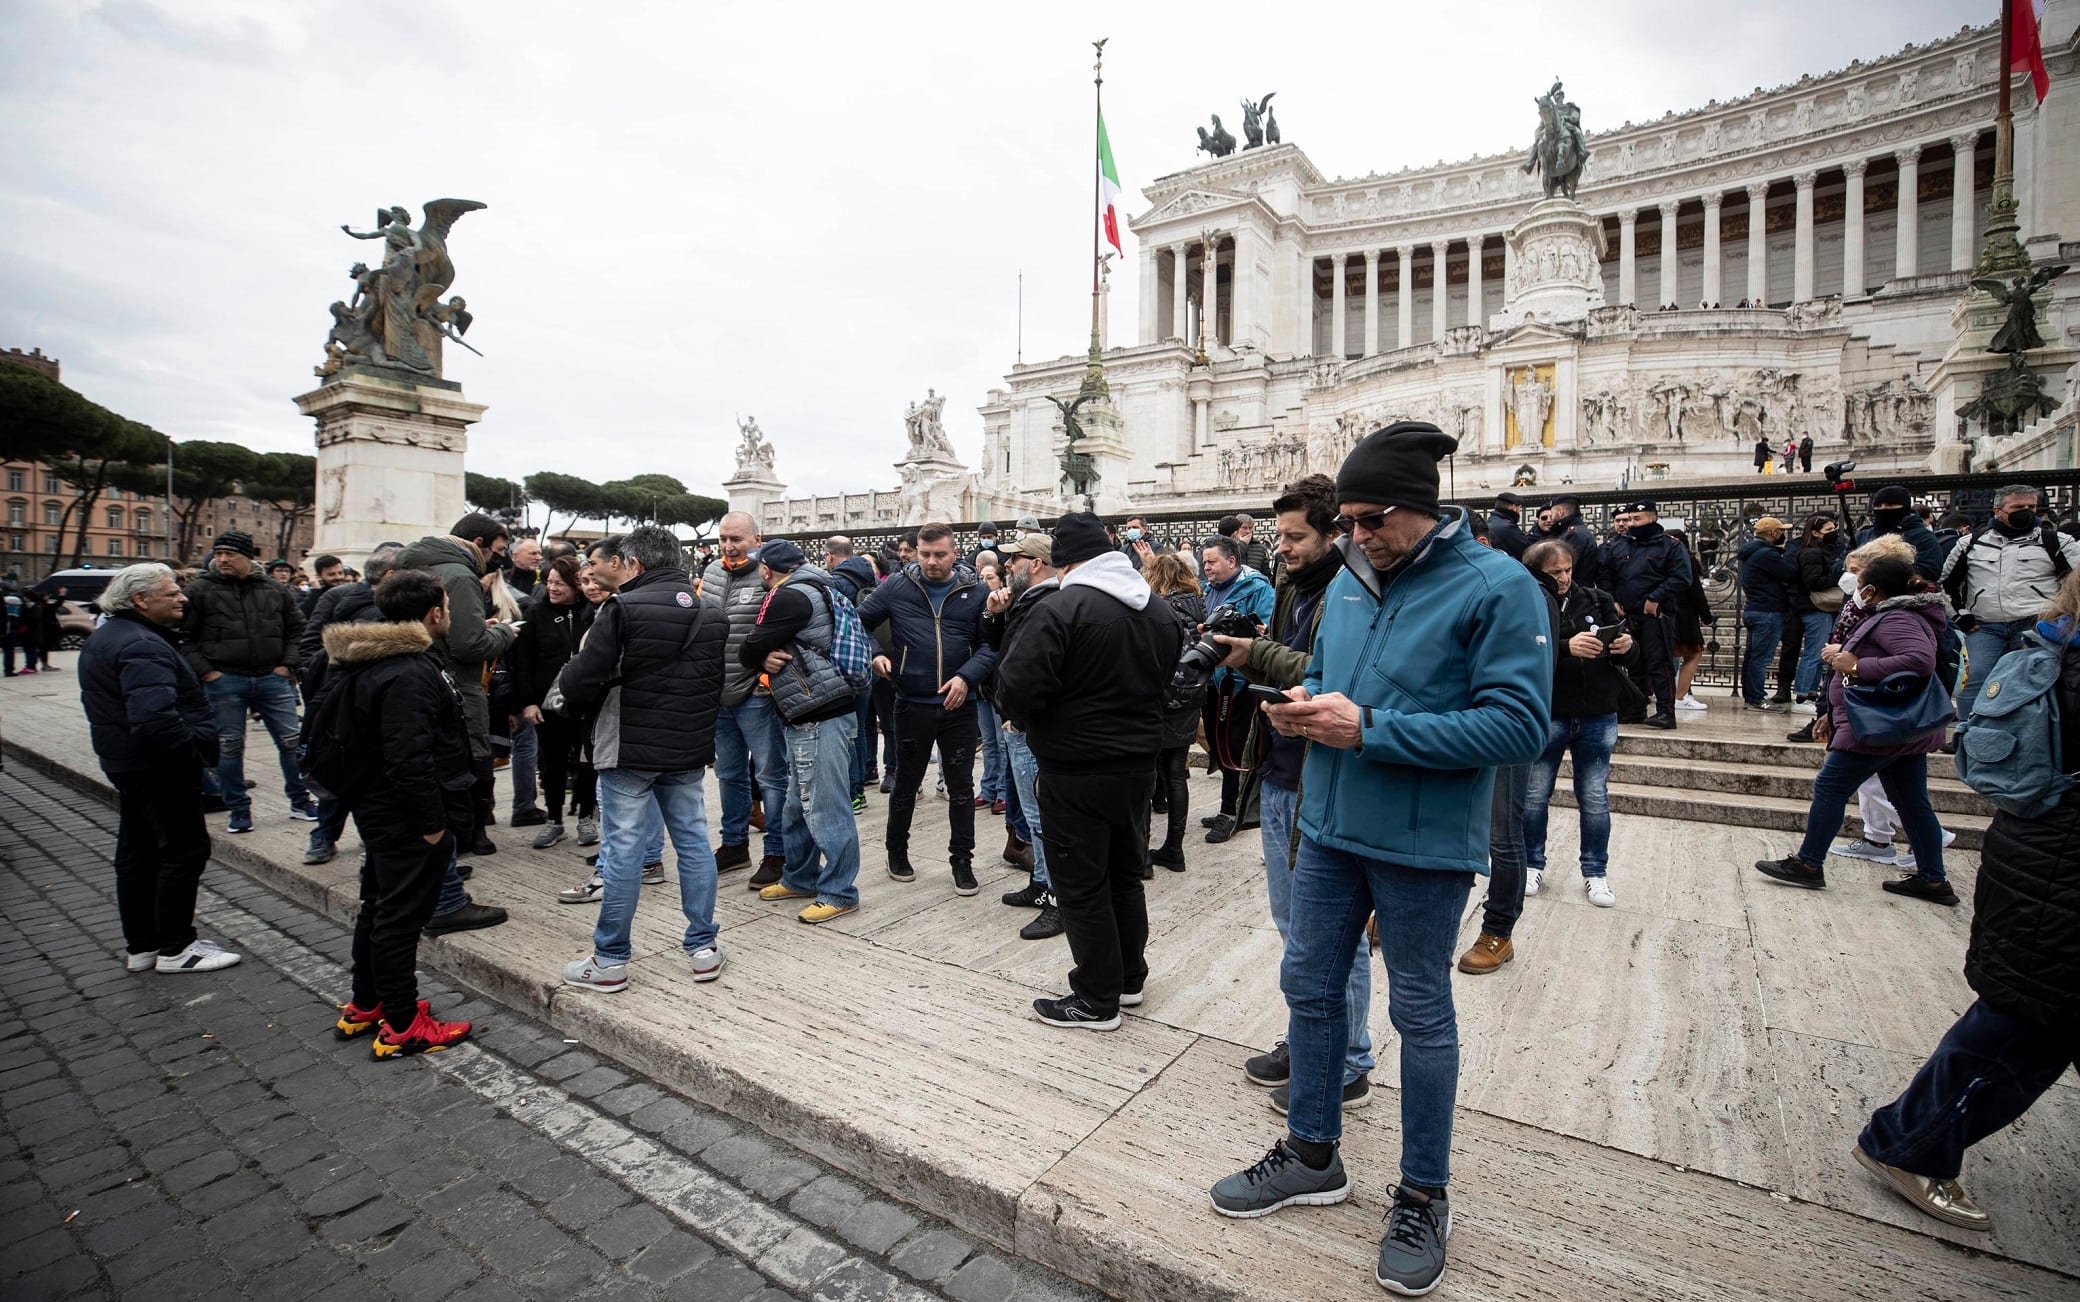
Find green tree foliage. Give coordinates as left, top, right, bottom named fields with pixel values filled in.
left=168, top=441, right=260, bottom=565
left=524, top=471, right=607, bottom=541
left=465, top=472, right=527, bottom=523
left=247, top=451, right=319, bottom=561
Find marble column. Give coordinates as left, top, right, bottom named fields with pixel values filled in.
left=1170, top=244, right=1189, bottom=341
left=1793, top=171, right=1817, bottom=302
left=1700, top=194, right=1722, bottom=306
left=1617, top=208, right=1638, bottom=305
left=1231, top=227, right=1253, bottom=349
left=1842, top=160, right=1867, bottom=296
left=1138, top=246, right=1157, bottom=344
left=1430, top=239, right=1450, bottom=341
left=1362, top=250, right=1381, bottom=356
left=1330, top=253, right=1348, bottom=358
left=1396, top=246, right=1414, bottom=350
left=1893, top=145, right=1920, bottom=280
left=1202, top=238, right=1220, bottom=349
left=1746, top=181, right=1770, bottom=305
left=1950, top=132, right=1979, bottom=271
left=1658, top=203, right=1680, bottom=307
left=1466, top=234, right=1484, bottom=329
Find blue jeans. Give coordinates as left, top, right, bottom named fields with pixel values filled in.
left=1959, top=620, right=2030, bottom=720
left=1524, top=715, right=1617, bottom=879
left=591, top=767, right=720, bottom=964
left=1740, top=611, right=1784, bottom=705
left=976, top=701, right=1006, bottom=802
left=1282, top=836, right=1470, bottom=1186
left=510, top=718, right=540, bottom=814
left=1002, top=729, right=1047, bottom=887
left=434, top=845, right=468, bottom=915
left=204, top=672, right=307, bottom=815
left=715, top=696, right=788, bottom=857
left=849, top=691, right=873, bottom=798
left=1795, top=749, right=1947, bottom=882
left=780, top=715, right=863, bottom=908
left=597, top=801, right=664, bottom=877
left=1792, top=611, right=1836, bottom=698
left=1860, top=998, right=2079, bottom=1181
left=1478, top=763, right=1531, bottom=939
left=1261, top=782, right=1373, bottom=1085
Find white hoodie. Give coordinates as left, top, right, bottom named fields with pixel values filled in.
left=1059, top=549, right=1152, bottom=610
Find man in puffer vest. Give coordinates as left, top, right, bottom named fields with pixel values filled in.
left=738, top=540, right=862, bottom=924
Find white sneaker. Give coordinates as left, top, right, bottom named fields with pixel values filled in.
left=1585, top=877, right=1616, bottom=907
left=562, top=953, right=628, bottom=992
left=156, top=940, right=241, bottom=973
left=1674, top=694, right=1708, bottom=712
left=1830, top=838, right=1899, bottom=863
left=557, top=874, right=605, bottom=905
left=1524, top=868, right=1544, bottom=898
left=1894, top=829, right=1959, bottom=870
left=689, top=945, right=726, bottom=982
left=1792, top=700, right=1818, bottom=715
left=641, top=861, right=666, bottom=886
left=124, top=950, right=159, bottom=973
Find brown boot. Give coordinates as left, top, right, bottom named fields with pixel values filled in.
left=1456, top=932, right=1514, bottom=974
left=749, top=798, right=766, bottom=832
left=1003, top=833, right=1034, bottom=871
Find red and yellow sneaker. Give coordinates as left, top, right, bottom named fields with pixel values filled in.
left=371, top=1007, right=472, bottom=1061
left=336, top=999, right=427, bottom=1040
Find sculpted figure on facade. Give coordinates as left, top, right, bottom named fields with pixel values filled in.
left=1239, top=93, right=1275, bottom=149
left=1977, top=266, right=2070, bottom=357
left=903, top=389, right=957, bottom=460
left=324, top=199, right=486, bottom=378
left=734, top=416, right=776, bottom=475
left=1524, top=80, right=1590, bottom=200
left=1648, top=379, right=1690, bottom=442
left=1196, top=115, right=1237, bottom=159
left=1509, top=369, right=1554, bottom=447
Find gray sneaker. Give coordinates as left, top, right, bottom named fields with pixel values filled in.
left=1244, top=1040, right=1290, bottom=1087
left=532, top=823, right=566, bottom=850
left=688, top=945, right=725, bottom=982
left=562, top=954, right=628, bottom=993
left=1209, top=1141, right=1350, bottom=1219
left=576, top=816, right=600, bottom=846
left=1376, top=1184, right=1451, bottom=1296
left=641, top=861, right=666, bottom=886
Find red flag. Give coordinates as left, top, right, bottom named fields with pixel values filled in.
left=2012, top=0, right=2050, bottom=104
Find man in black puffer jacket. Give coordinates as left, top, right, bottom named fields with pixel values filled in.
left=297, top=544, right=402, bottom=867
left=1855, top=610, right=2080, bottom=1233
left=995, top=513, right=1186, bottom=1031
left=556, top=527, right=730, bottom=993
left=180, top=530, right=314, bottom=834
left=1597, top=501, right=1692, bottom=729
left=78, top=563, right=238, bottom=974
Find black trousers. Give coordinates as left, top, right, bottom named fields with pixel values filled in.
left=1037, top=765, right=1155, bottom=1010
left=1154, top=746, right=1191, bottom=851
left=886, top=698, right=978, bottom=865
left=109, top=760, right=213, bottom=957
left=1628, top=611, right=1677, bottom=717
left=536, top=714, right=595, bottom=821
left=351, top=832, right=452, bottom=1031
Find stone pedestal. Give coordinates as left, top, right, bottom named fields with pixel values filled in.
left=293, top=367, right=481, bottom=571
left=895, top=455, right=974, bottom=526
left=1925, top=285, right=2075, bottom=473
left=723, top=468, right=786, bottom=520
left=1491, top=199, right=1607, bottom=331
left=1060, top=393, right=1136, bottom=517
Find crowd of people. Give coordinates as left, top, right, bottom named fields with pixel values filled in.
left=53, top=440, right=2080, bottom=1295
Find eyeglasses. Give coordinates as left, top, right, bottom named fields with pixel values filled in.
left=1333, top=507, right=1397, bottom=535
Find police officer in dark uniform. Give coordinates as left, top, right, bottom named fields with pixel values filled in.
left=1597, top=499, right=1693, bottom=730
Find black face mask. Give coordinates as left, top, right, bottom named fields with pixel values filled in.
left=1627, top=522, right=1661, bottom=542
left=1871, top=507, right=1909, bottom=531
left=2003, top=509, right=2039, bottom=534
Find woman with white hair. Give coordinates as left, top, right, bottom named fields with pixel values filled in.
left=76, top=563, right=242, bottom=973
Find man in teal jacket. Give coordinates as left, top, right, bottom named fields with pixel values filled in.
left=1209, top=423, right=1551, bottom=1298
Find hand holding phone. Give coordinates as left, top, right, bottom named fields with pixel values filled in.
left=1244, top=682, right=1294, bottom=707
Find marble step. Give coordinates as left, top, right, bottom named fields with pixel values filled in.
left=1565, top=755, right=1995, bottom=817
left=1615, top=727, right=1835, bottom=770
left=1551, top=780, right=1992, bottom=851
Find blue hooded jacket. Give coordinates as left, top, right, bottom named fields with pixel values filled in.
left=1299, top=510, right=1553, bottom=874
left=1205, top=562, right=1275, bottom=692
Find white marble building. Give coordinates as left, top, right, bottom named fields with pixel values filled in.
left=744, top=14, right=2079, bottom=532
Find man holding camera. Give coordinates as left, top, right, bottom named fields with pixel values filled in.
left=1207, top=424, right=1550, bottom=1298
left=995, top=514, right=1185, bottom=1030
left=1210, top=474, right=1377, bottom=1107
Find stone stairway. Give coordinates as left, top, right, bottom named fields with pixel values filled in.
left=1553, top=706, right=1995, bottom=850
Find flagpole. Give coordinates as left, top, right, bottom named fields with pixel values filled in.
left=1975, top=0, right=2030, bottom=275
left=1088, top=38, right=1108, bottom=378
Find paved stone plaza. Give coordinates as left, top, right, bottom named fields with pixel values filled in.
left=3, top=657, right=2077, bottom=1300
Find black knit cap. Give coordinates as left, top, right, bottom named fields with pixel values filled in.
left=210, top=530, right=258, bottom=558
left=1869, top=485, right=1913, bottom=510
left=1334, top=422, right=1459, bottom=516
left=1052, top=512, right=1110, bottom=566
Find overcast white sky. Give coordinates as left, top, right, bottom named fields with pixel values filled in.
left=0, top=0, right=1982, bottom=499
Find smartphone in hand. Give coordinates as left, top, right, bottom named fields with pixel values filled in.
left=1244, top=682, right=1293, bottom=707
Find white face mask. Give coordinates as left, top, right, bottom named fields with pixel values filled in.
left=1838, top=571, right=1861, bottom=602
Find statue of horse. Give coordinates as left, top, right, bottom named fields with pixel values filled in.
left=1523, top=82, right=1588, bottom=200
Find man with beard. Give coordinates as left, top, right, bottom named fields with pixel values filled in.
left=1209, top=474, right=1374, bottom=1108
left=1597, top=500, right=1692, bottom=730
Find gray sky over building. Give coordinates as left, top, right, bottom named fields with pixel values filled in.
left=0, top=0, right=1980, bottom=500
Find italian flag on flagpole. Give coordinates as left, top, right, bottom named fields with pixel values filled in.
left=1099, top=112, right=1124, bottom=256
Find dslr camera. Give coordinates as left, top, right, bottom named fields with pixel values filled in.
left=1165, top=603, right=1261, bottom=710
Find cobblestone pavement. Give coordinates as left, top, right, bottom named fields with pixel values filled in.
left=0, top=765, right=1103, bottom=1302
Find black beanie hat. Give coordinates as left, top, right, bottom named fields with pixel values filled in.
left=1869, top=485, right=1913, bottom=510
left=1052, top=512, right=1110, bottom=566
left=210, top=530, right=259, bottom=558
left=1335, top=422, right=1459, bottom=517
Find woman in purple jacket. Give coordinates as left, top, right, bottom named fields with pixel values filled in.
left=1754, top=554, right=1957, bottom=904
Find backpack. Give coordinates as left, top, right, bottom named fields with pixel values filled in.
left=1953, top=632, right=2075, bottom=818
left=1936, top=621, right=1967, bottom=696
left=1942, top=521, right=2073, bottom=612
left=806, top=577, right=874, bottom=692
left=298, top=670, right=365, bottom=803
